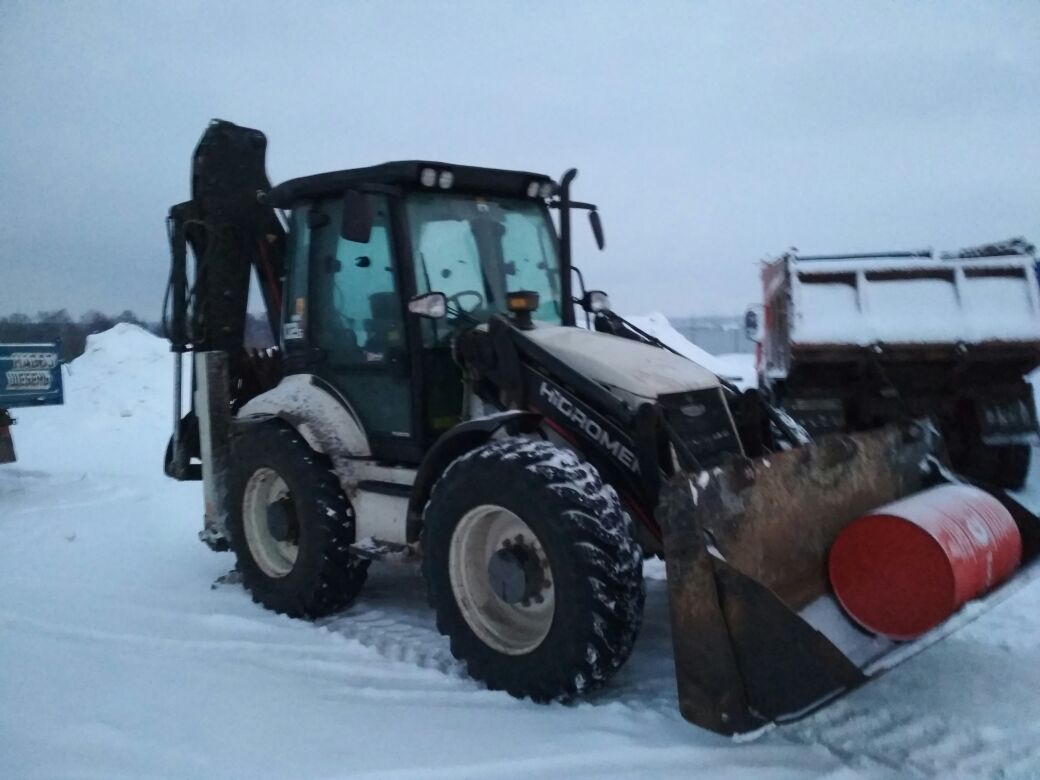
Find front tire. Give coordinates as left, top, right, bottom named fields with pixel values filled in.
left=422, top=437, right=644, bottom=700
left=228, top=421, right=369, bottom=618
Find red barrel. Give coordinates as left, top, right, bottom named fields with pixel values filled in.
left=828, top=484, right=1021, bottom=640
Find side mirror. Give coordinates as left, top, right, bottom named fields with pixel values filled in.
left=581, top=290, right=611, bottom=313
left=407, top=292, right=447, bottom=319
left=744, top=306, right=764, bottom=343
left=341, top=189, right=373, bottom=244
left=589, top=210, right=605, bottom=250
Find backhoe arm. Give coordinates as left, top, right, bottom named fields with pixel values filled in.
left=164, top=120, right=286, bottom=481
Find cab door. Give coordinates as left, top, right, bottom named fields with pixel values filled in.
left=304, top=194, right=416, bottom=459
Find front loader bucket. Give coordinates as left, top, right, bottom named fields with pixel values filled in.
left=658, top=423, right=1040, bottom=735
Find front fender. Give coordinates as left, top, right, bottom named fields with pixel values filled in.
left=407, top=410, right=542, bottom=542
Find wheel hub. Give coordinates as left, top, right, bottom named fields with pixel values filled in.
left=265, top=496, right=297, bottom=543
left=448, top=504, right=556, bottom=655
left=487, top=537, right=548, bottom=606
left=242, top=467, right=299, bottom=578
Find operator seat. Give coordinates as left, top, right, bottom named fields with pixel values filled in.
left=364, top=291, right=403, bottom=359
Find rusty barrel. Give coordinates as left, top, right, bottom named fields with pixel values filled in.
left=828, top=484, right=1022, bottom=640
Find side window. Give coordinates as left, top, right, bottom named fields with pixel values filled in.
left=308, top=194, right=413, bottom=441
left=311, top=196, right=403, bottom=366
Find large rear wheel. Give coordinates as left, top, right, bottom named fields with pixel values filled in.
left=943, top=403, right=1032, bottom=490
left=422, top=437, right=644, bottom=700
left=228, top=422, right=369, bottom=618
left=956, top=443, right=1031, bottom=491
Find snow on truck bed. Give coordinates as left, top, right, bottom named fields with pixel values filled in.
left=789, top=257, right=1040, bottom=348
left=2, top=323, right=1040, bottom=779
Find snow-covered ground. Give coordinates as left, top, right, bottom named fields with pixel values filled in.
left=2, top=323, right=1039, bottom=779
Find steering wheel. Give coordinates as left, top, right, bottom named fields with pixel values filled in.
left=445, top=290, right=485, bottom=314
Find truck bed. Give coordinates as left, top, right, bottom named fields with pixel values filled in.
left=788, top=257, right=1040, bottom=356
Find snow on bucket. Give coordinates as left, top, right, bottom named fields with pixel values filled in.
left=828, top=484, right=1021, bottom=640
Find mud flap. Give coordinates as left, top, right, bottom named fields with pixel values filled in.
left=659, top=424, right=938, bottom=735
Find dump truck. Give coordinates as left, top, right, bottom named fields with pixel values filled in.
left=163, top=120, right=1040, bottom=735
left=750, top=245, right=1040, bottom=489
left=0, top=341, right=64, bottom=463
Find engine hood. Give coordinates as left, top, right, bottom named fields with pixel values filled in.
left=523, top=325, right=721, bottom=400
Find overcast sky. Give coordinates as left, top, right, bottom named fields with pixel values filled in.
left=1, top=1, right=1037, bottom=320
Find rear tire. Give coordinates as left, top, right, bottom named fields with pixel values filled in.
left=956, top=443, right=1031, bottom=491
left=944, top=403, right=1032, bottom=490
left=228, top=422, right=369, bottom=618
left=422, top=437, right=644, bottom=700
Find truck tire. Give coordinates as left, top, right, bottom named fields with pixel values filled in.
left=422, top=437, right=644, bottom=701
left=227, top=421, right=369, bottom=618
left=957, top=443, right=1031, bottom=491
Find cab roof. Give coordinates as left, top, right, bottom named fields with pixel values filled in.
left=265, top=161, right=556, bottom=208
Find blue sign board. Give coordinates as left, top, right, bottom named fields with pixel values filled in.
left=0, top=342, right=64, bottom=408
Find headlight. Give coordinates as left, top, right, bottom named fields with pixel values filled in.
left=437, top=170, right=454, bottom=189
left=506, top=290, right=540, bottom=313
left=538, top=181, right=554, bottom=199
left=420, top=167, right=437, bottom=187
left=526, top=181, right=540, bottom=198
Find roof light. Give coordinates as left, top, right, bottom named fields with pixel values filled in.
left=420, top=167, right=437, bottom=187
left=526, top=181, right=540, bottom=198
left=437, top=170, right=454, bottom=189
left=538, top=182, right=554, bottom=199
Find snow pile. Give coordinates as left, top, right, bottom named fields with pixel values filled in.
left=3, top=324, right=1040, bottom=778
left=12, top=323, right=173, bottom=474
left=625, top=313, right=724, bottom=369
left=625, top=312, right=756, bottom=387
left=710, top=352, right=758, bottom=390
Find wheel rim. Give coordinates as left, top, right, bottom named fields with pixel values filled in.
left=242, top=467, right=299, bottom=578
left=448, top=504, right=555, bottom=655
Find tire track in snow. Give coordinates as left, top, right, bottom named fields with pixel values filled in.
left=317, top=562, right=467, bottom=681
left=320, top=607, right=465, bottom=678
left=781, top=697, right=1040, bottom=777
left=0, top=607, right=488, bottom=704
left=318, top=564, right=688, bottom=719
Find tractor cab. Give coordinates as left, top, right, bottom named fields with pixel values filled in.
left=264, top=162, right=597, bottom=463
